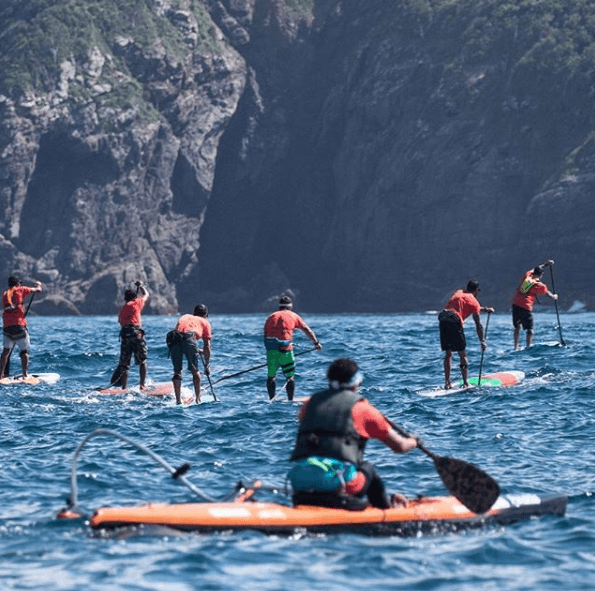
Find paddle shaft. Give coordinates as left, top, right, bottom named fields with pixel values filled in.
left=549, top=266, right=566, bottom=346
left=212, top=347, right=317, bottom=385
left=477, top=311, right=491, bottom=386
left=199, top=352, right=218, bottom=401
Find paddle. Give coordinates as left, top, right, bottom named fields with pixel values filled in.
left=212, top=347, right=318, bottom=385
left=387, top=419, right=501, bottom=514
left=548, top=265, right=566, bottom=346
left=477, top=311, right=491, bottom=386
left=3, top=289, right=37, bottom=378
left=199, top=352, right=218, bottom=401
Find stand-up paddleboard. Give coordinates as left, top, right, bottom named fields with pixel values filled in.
left=141, top=382, right=195, bottom=405
left=418, top=371, right=525, bottom=398
left=0, top=372, right=60, bottom=386
left=96, top=382, right=195, bottom=405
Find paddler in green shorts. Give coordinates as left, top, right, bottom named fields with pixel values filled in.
left=263, top=296, right=322, bottom=400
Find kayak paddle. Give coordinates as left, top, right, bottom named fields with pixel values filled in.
left=388, top=420, right=500, bottom=514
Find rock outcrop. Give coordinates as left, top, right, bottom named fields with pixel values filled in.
left=0, top=0, right=593, bottom=315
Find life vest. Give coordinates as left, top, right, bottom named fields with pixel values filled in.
left=520, top=276, right=539, bottom=294
left=290, top=388, right=367, bottom=465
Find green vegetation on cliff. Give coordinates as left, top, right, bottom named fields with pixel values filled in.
left=0, top=0, right=216, bottom=98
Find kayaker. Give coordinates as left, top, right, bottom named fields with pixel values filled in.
left=288, top=357, right=418, bottom=510
left=110, top=282, right=149, bottom=390
left=438, top=280, right=494, bottom=389
left=263, top=295, right=322, bottom=401
left=166, top=304, right=211, bottom=405
left=511, top=260, right=558, bottom=350
left=1, top=276, right=42, bottom=378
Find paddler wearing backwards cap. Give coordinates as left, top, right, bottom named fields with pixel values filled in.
left=288, top=357, right=418, bottom=509
left=263, top=295, right=322, bottom=401
left=1, top=276, right=42, bottom=378
left=438, top=280, right=495, bottom=390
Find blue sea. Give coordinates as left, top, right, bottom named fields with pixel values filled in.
left=1, top=311, right=593, bottom=590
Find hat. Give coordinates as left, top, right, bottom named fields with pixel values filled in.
left=279, top=296, right=293, bottom=309
left=194, top=303, right=208, bottom=316
left=327, top=358, right=363, bottom=390
left=466, top=280, right=480, bottom=293
left=8, top=276, right=20, bottom=287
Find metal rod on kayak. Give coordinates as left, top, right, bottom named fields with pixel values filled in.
left=386, top=418, right=500, bottom=514
left=211, top=347, right=317, bottom=385
left=549, top=265, right=566, bottom=346
left=60, top=428, right=217, bottom=516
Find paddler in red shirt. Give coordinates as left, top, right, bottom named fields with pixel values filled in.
left=166, top=304, right=212, bottom=405
left=110, top=281, right=149, bottom=390
left=438, top=280, right=494, bottom=389
left=263, top=295, right=322, bottom=401
left=289, top=357, right=418, bottom=509
left=511, top=259, right=558, bottom=350
left=1, top=276, right=42, bottom=378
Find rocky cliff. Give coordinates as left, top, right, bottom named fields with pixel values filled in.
left=0, top=0, right=593, bottom=315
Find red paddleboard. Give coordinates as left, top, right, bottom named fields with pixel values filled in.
left=0, top=375, right=41, bottom=385
left=97, top=382, right=195, bottom=404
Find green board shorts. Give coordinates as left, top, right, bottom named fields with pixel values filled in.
left=266, top=349, right=296, bottom=379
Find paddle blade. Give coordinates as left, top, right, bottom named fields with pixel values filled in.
left=433, top=455, right=500, bottom=514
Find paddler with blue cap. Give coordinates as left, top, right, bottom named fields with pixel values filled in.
left=288, top=358, right=418, bottom=509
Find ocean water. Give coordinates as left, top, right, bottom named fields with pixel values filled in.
left=1, top=311, right=593, bottom=591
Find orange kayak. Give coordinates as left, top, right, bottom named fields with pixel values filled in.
left=89, top=493, right=566, bottom=536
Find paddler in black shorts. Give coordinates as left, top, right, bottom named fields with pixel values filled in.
left=438, top=280, right=494, bottom=389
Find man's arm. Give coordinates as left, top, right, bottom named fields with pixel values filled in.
left=135, top=282, right=149, bottom=303
left=381, top=429, right=418, bottom=454
left=472, top=313, right=487, bottom=350
left=201, top=338, right=211, bottom=375
left=300, top=322, right=322, bottom=350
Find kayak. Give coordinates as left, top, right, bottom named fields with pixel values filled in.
left=0, top=372, right=60, bottom=386
left=89, top=493, right=567, bottom=536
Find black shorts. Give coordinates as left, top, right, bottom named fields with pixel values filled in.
left=439, top=311, right=466, bottom=352
left=512, top=305, right=533, bottom=331
left=170, top=332, right=199, bottom=374
left=118, top=325, right=147, bottom=367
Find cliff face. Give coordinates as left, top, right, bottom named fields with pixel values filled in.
left=0, top=0, right=593, bottom=315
